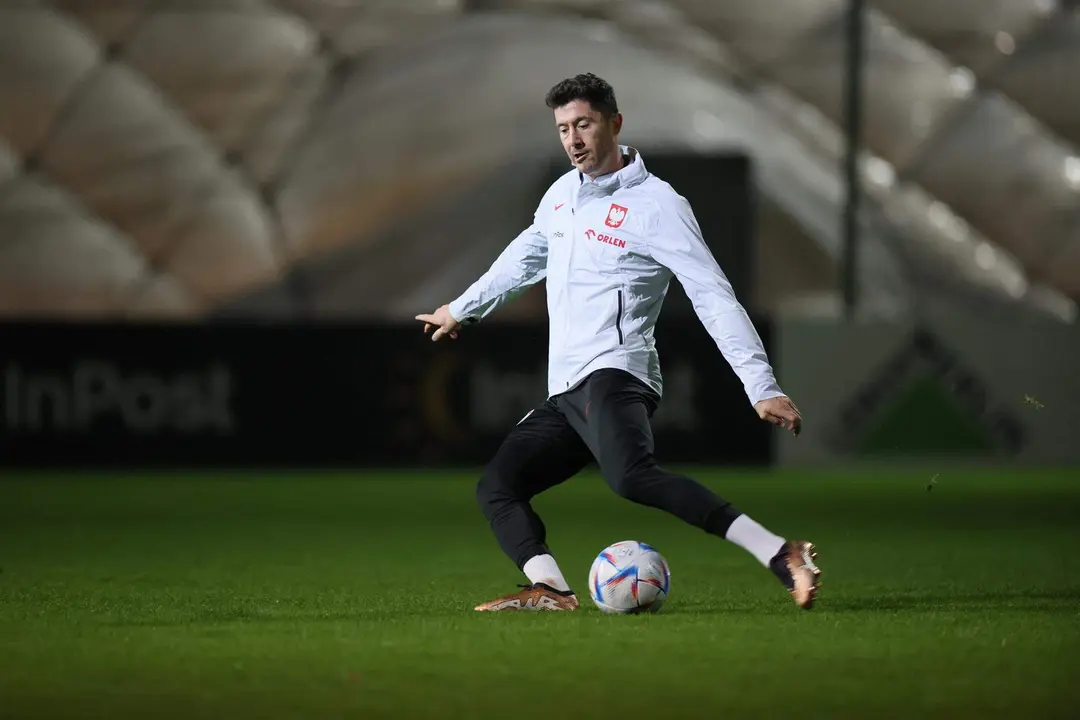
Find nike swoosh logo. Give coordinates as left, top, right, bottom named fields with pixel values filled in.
left=555, top=203, right=564, bottom=211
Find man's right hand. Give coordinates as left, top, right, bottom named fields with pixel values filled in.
left=415, top=304, right=461, bottom=342
left=754, top=395, right=803, bottom=436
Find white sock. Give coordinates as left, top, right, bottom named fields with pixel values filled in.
left=725, top=514, right=786, bottom=567
left=522, top=554, right=571, bottom=592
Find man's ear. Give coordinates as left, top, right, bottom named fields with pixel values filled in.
left=611, top=112, right=623, bottom=136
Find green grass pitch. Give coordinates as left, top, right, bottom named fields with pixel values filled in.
left=1, top=468, right=1078, bottom=718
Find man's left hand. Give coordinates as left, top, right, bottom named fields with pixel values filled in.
left=415, top=304, right=461, bottom=342
left=755, top=396, right=802, bottom=436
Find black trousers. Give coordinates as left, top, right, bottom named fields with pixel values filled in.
left=475, top=368, right=743, bottom=573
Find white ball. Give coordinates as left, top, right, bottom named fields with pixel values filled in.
left=587, top=540, right=671, bottom=614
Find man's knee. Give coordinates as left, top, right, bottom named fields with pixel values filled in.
left=603, top=456, right=658, bottom=504
left=476, top=452, right=530, bottom=509
left=475, top=464, right=503, bottom=509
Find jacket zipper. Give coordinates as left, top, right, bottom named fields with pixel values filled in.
left=615, top=289, right=624, bottom=345
left=564, top=205, right=576, bottom=387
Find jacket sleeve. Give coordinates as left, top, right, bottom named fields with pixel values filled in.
left=645, top=194, right=785, bottom=407
left=447, top=214, right=548, bottom=324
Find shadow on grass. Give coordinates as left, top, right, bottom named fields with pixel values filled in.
left=106, top=611, right=440, bottom=628
left=820, top=588, right=1080, bottom=614
left=653, top=588, right=1080, bottom=617
left=102, top=588, right=1080, bottom=627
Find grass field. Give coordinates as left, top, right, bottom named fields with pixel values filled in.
left=1, top=468, right=1078, bottom=719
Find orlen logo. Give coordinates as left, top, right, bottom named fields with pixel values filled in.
left=585, top=228, right=625, bottom=248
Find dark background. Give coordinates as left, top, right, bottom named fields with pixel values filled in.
left=0, top=153, right=772, bottom=470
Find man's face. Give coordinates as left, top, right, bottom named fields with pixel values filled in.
left=553, top=99, right=622, bottom=177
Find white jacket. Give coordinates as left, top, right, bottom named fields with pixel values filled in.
left=448, top=146, right=785, bottom=406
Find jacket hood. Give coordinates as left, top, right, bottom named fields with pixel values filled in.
left=577, top=145, right=649, bottom=193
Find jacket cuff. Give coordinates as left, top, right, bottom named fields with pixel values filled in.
left=447, top=298, right=474, bottom=325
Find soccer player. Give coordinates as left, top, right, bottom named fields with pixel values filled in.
left=416, top=73, right=820, bottom=612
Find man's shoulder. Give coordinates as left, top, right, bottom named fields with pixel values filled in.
left=619, top=175, right=692, bottom=221
left=545, top=167, right=579, bottom=194
left=535, top=167, right=578, bottom=209
left=642, top=174, right=690, bottom=205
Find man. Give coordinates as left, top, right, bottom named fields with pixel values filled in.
left=416, top=73, right=820, bottom=612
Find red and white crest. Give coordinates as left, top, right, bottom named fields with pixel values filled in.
left=605, top=203, right=628, bottom=229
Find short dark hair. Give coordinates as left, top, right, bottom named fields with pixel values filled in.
left=545, top=73, right=619, bottom=118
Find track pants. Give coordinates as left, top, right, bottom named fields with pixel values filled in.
left=475, top=368, right=743, bottom=571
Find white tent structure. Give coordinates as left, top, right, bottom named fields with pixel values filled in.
left=0, top=0, right=1076, bottom=321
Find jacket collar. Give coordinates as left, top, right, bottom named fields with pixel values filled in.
left=576, top=145, right=648, bottom=195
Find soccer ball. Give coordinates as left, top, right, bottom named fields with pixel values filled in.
left=588, top=540, right=671, bottom=614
